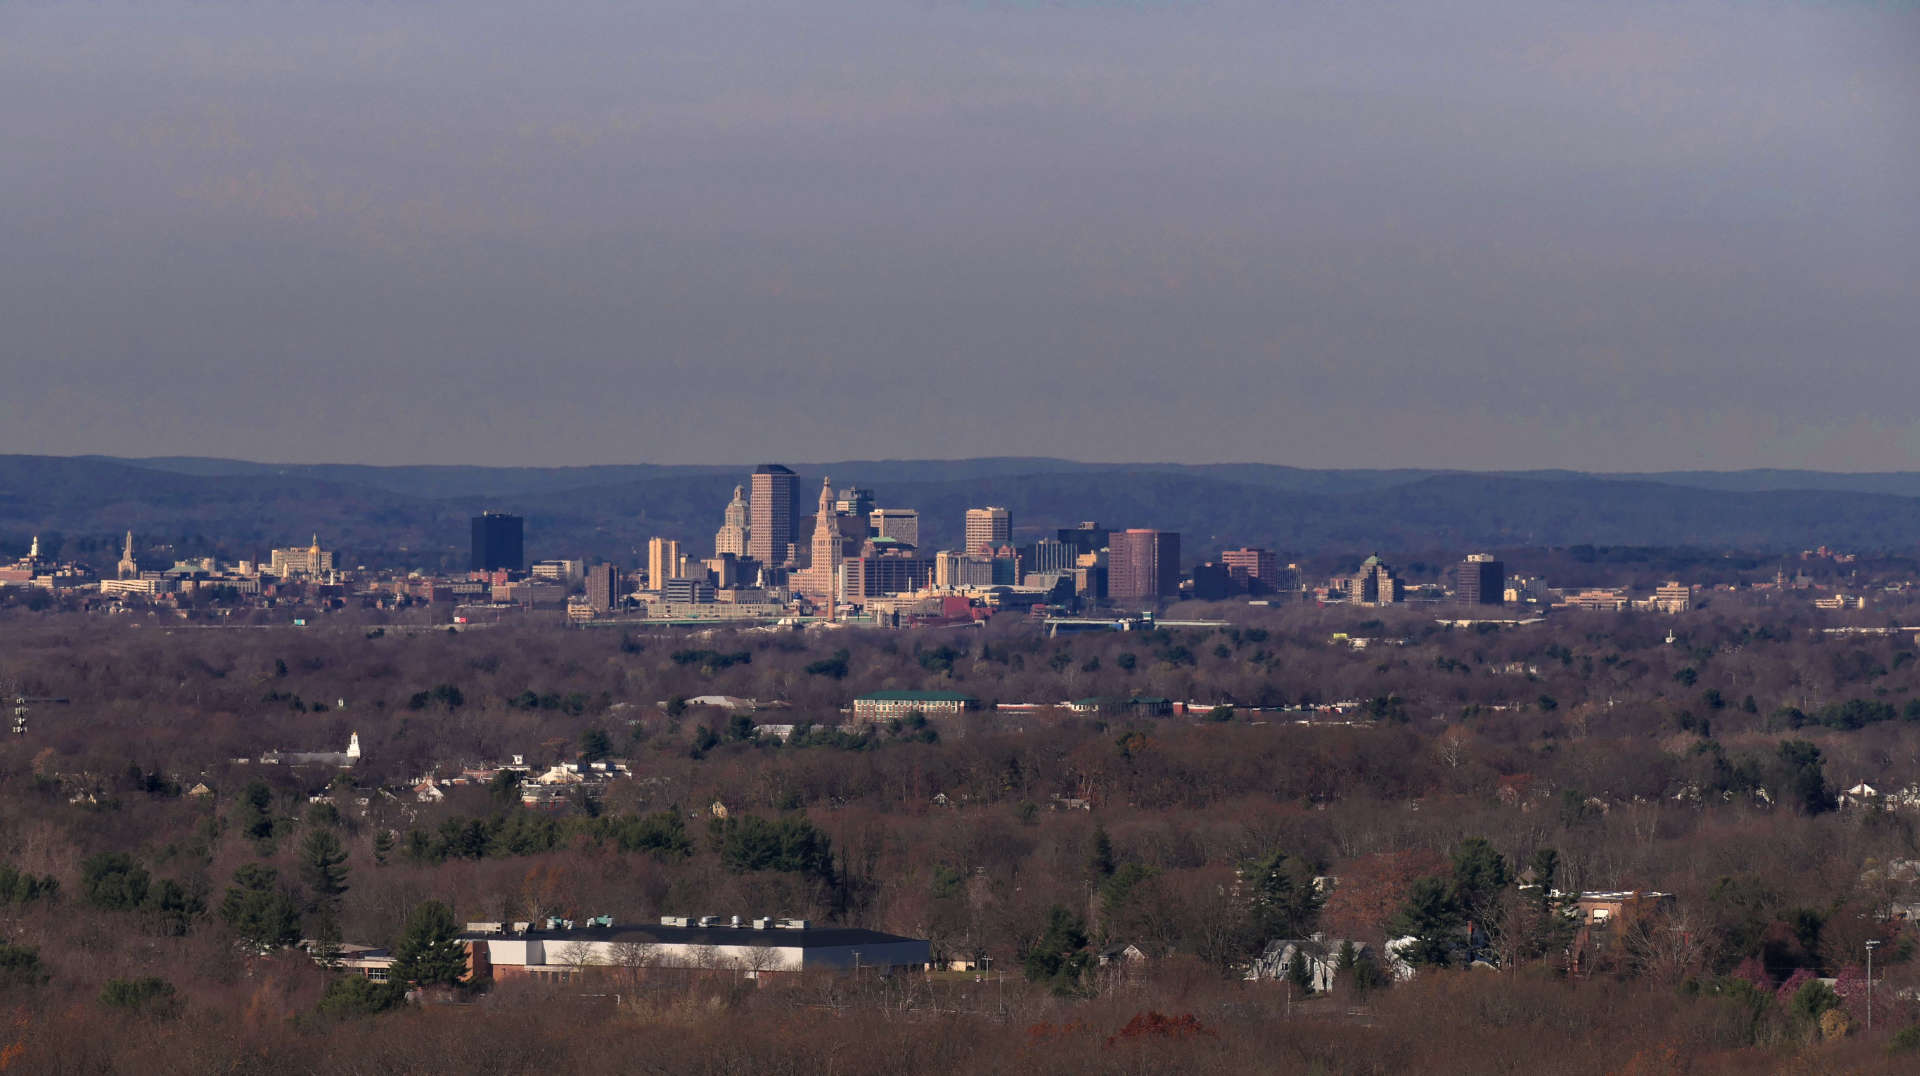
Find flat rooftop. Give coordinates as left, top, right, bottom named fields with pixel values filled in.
left=463, top=921, right=921, bottom=949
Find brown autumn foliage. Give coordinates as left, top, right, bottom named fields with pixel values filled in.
left=3, top=597, right=1920, bottom=1068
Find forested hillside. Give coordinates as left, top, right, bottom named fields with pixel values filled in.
left=7, top=456, right=1920, bottom=568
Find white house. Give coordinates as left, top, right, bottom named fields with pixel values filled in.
left=1247, top=934, right=1373, bottom=991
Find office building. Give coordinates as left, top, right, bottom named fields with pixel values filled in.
left=1564, top=588, right=1630, bottom=612
left=1027, top=537, right=1076, bottom=576
left=749, top=465, right=798, bottom=565
left=1109, top=529, right=1180, bottom=602
left=964, top=507, right=1012, bottom=554
left=1057, top=522, right=1108, bottom=556
left=647, top=537, right=683, bottom=589
left=530, top=559, right=583, bottom=584
left=1651, top=581, right=1693, bottom=614
left=1457, top=554, right=1505, bottom=606
left=661, top=578, right=717, bottom=604
left=703, top=554, right=744, bottom=590
left=1190, top=561, right=1232, bottom=601
left=989, top=546, right=1020, bottom=586
left=844, top=540, right=934, bottom=598
left=714, top=484, right=751, bottom=557
left=471, top=513, right=524, bottom=573
left=1074, top=561, right=1108, bottom=601
left=935, top=551, right=995, bottom=589
left=803, top=478, right=842, bottom=609
left=1348, top=555, right=1403, bottom=606
left=869, top=508, right=919, bottom=549
left=1221, top=548, right=1280, bottom=592
left=834, top=487, right=875, bottom=519
left=583, top=563, right=621, bottom=614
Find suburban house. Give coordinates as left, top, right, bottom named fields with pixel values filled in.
left=850, top=690, right=978, bottom=721
left=1569, top=890, right=1674, bottom=974
left=464, top=916, right=931, bottom=980
left=1098, top=943, right=1147, bottom=967
left=1247, top=934, right=1374, bottom=991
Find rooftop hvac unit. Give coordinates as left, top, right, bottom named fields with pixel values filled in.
left=730, top=915, right=742, bottom=927
left=659, top=916, right=690, bottom=928
left=778, top=918, right=810, bottom=930
left=697, top=915, right=716, bottom=928
left=464, top=922, right=504, bottom=935
left=752, top=918, right=772, bottom=930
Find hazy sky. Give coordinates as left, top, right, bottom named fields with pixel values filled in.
left=3, top=0, right=1916, bottom=470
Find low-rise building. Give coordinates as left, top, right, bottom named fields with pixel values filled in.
left=530, top=559, right=584, bottom=583
left=1066, top=696, right=1173, bottom=717
left=99, top=578, right=170, bottom=597
left=851, top=690, right=978, bottom=721
left=465, top=916, right=930, bottom=979
left=1562, top=588, right=1630, bottom=612
left=259, top=733, right=361, bottom=768
left=1647, top=582, right=1693, bottom=614
left=642, top=601, right=784, bottom=621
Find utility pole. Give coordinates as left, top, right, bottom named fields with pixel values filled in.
left=1866, top=939, right=1881, bottom=1030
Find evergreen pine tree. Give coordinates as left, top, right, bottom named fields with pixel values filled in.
left=392, top=900, right=468, bottom=987
left=300, top=828, right=349, bottom=905
left=219, top=864, right=300, bottom=950
left=1286, top=948, right=1314, bottom=995
left=1088, top=827, right=1116, bottom=881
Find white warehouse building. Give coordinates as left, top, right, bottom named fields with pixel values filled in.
left=466, top=916, right=930, bottom=982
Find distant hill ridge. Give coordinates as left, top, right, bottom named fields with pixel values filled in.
left=1, top=455, right=1915, bottom=565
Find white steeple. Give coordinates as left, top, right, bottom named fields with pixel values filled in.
left=346, top=732, right=361, bottom=760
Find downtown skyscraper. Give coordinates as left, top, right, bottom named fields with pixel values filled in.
left=749, top=464, right=797, bottom=565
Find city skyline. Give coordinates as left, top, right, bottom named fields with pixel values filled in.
left=6, top=1, right=1918, bottom=1065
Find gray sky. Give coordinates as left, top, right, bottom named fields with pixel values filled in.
left=3, top=0, right=1916, bottom=470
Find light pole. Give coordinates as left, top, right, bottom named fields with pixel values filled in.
left=1866, top=940, right=1881, bottom=1031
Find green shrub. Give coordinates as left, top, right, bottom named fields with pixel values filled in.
left=0, top=943, right=48, bottom=988
left=100, top=976, right=177, bottom=1015
left=316, top=976, right=406, bottom=1018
